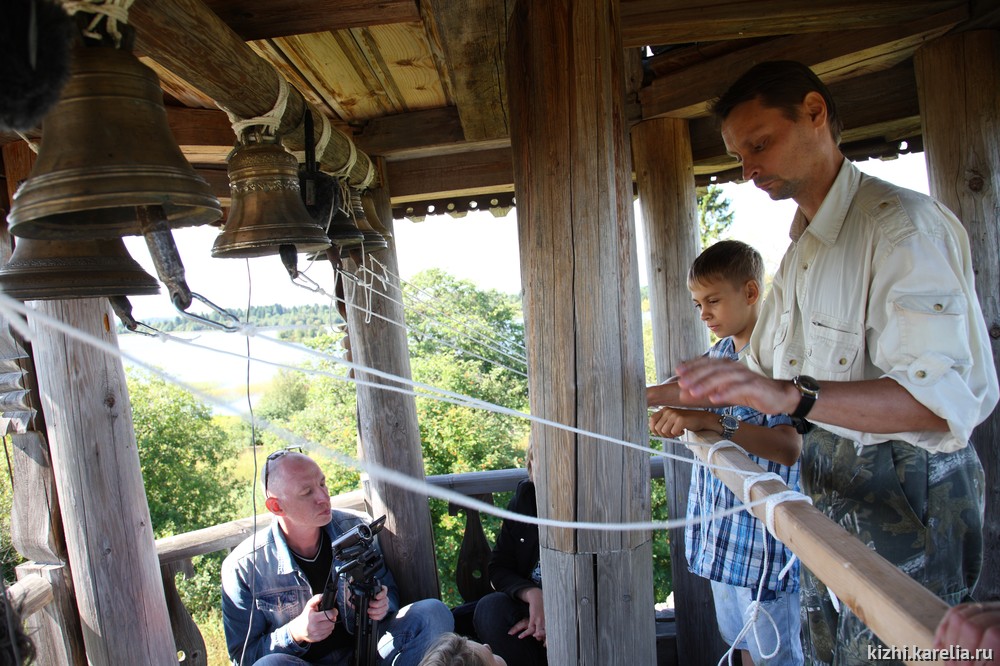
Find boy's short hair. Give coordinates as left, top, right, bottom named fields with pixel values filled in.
left=712, top=60, right=842, bottom=145
left=688, top=239, right=764, bottom=288
left=419, top=633, right=494, bottom=666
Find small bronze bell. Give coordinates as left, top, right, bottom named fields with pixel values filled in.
left=212, top=136, right=331, bottom=261
left=7, top=43, right=221, bottom=240
left=360, top=192, right=393, bottom=242
left=350, top=189, right=388, bottom=250
left=324, top=183, right=364, bottom=249
left=0, top=237, right=159, bottom=300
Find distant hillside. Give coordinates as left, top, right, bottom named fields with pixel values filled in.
left=120, top=303, right=344, bottom=338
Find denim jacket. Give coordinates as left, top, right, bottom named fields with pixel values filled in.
left=221, top=509, right=400, bottom=664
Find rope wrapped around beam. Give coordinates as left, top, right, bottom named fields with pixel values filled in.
left=124, top=0, right=379, bottom=188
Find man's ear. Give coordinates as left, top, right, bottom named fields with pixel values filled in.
left=745, top=279, right=761, bottom=305
left=265, top=496, right=284, bottom=515
left=803, top=91, right=828, bottom=129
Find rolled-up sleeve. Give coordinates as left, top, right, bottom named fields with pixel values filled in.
left=863, top=209, right=998, bottom=452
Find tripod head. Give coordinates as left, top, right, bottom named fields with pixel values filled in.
left=319, top=515, right=387, bottom=611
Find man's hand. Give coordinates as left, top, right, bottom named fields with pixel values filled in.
left=511, top=587, right=546, bottom=644
left=288, top=594, right=337, bottom=645
left=649, top=407, right=717, bottom=438
left=933, top=602, right=1000, bottom=665
left=367, top=585, right=390, bottom=622
left=675, top=357, right=795, bottom=415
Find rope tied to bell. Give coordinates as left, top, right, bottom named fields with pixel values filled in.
left=219, top=74, right=290, bottom=141
left=63, top=0, right=135, bottom=48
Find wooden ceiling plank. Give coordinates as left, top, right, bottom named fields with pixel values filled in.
left=620, top=0, right=966, bottom=47
left=640, top=5, right=966, bottom=119
left=199, top=0, right=421, bottom=41
left=421, top=0, right=512, bottom=142
left=386, top=147, right=514, bottom=201
left=350, top=23, right=448, bottom=114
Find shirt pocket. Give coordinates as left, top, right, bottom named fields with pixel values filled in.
left=893, top=293, right=971, bottom=366
left=256, top=587, right=307, bottom=625
left=807, top=313, right=861, bottom=375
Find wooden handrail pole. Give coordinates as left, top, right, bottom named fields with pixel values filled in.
left=687, top=432, right=948, bottom=665
left=6, top=573, right=54, bottom=619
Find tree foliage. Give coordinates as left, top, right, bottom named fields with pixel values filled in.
left=697, top=184, right=735, bottom=249
left=128, top=370, right=242, bottom=537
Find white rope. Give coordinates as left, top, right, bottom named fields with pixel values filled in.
left=362, top=257, right=529, bottom=367
left=222, top=76, right=290, bottom=139
left=14, top=131, right=39, bottom=154
left=315, top=111, right=333, bottom=165
left=358, top=156, right=376, bottom=190
left=64, top=0, right=133, bottom=47
left=330, top=131, right=357, bottom=178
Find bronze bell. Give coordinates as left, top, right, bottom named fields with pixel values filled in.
left=325, top=183, right=364, bottom=249
left=212, top=136, right=331, bottom=260
left=7, top=44, right=221, bottom=240
left=350, top=189, right=388, bottom=251
left=360, top=192, right=393, bottom=241
left=0, top=237, right=160, bottom=300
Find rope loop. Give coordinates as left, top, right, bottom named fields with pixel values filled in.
left=221, top=75, right=290, bottom=140
left=64, top=0, right=134, bottom=47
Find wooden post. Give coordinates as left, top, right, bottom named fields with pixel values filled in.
left=631, top=118, right=725, bottom=662
left=27, top=298, right=175, bottom=665
left=341, top=174, right=441, bottom=604
left=914, top=30, right=1000, bottom=601
left=3, top=140, right=87, bottom=664
left=507, top=1, right=655, bottom=663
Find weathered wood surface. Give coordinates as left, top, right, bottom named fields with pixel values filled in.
left=27, top=298, right=175, bottom=665
left=914, top=29, right=1000, bottom=601
left=507, top=0, right=654, bottom=662
left=639, top=6, right=965, bottom=119
left=16, top=562, right=86, bottom=665
left=342, top=177, right=441, bottom=604
left=687, top=432, right=950, bottom=663
left=631, top=117, right=725, bottom=664
left=619, top=0, right=966, bottom=47
left=6, top=573, right=53, bottom=618
left=10, top=432, right=65, bottom=563
left=129, top=0, right=379, bottom=188
left=200, top=0, right=421, bottom=41
left=422, top=0, right=512, bottom=141
left=386, top=147, right=514, bottom=202
left=161, top=560, right=207, bottom=666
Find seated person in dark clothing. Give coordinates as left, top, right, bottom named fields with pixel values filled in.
left=472, top=446, right=547, bottom=666
left=221, top=449, right=453, bottom=665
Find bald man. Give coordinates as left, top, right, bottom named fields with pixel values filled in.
left=221, top=450, right=453, bottom=665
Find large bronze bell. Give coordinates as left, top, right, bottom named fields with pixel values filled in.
left=212, top=136, right=331, bottom=261
left=0, top=237, right=159, bottom=300
left=7, top=44, right=221, bottom=240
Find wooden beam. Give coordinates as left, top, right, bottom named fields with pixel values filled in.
left=130, top=0, right=379, bottom=188
left=6, top=573, right=54, bottom=619
left=421, top=0, right=512, bottom=141
left=199, top=0, right=421, bottom=41
left=620, top=0, right=966, bottom=48
left=385, top=147, right=514, bottom=201
left=687, top=433, right=949, bottom=662
left=639, top=6, right=965, bottom=119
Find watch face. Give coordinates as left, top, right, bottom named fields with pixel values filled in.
left=795, top=375, right=820, bottom=396
left=721, top=415, right=739, bottom=430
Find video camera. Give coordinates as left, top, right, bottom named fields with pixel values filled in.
left=319, top=514, right=387, bottom=612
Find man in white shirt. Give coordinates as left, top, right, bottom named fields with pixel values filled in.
left=673, top=60, right=998, bottom=665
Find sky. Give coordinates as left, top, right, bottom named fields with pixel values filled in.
left=120, top=151, right=930, bottom=323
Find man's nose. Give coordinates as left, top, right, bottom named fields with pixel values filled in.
left=742, top=162, right=758, bottom=181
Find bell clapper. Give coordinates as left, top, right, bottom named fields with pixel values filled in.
left=137, top=205, right=193, bottom=311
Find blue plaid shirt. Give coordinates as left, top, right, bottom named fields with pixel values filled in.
left=684, top=337, right=801, bottom=592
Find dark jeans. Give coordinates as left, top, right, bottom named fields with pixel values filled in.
left=473, top=592, right=547, bottom=666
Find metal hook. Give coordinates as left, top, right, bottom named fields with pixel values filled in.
left=174, top=292, right=242, bottom=332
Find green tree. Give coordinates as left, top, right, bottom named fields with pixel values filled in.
left=256, top=369, right=310, bottom=422
left=697, top=184, right=735, bottom=249
left=128, top=370, right=242, bottom=537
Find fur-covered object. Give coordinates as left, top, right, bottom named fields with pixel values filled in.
left=0, top=0, right=75, bottom=132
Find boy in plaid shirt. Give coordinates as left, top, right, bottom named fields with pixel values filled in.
left=647, top=240, right=803, bottom=665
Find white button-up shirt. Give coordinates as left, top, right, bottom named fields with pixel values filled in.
left=748, top=159, right=998, bottom=453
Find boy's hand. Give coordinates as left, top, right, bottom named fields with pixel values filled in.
left=649, top=407, right=717, bottom=438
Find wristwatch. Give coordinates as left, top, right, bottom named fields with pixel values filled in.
left=791, top=375, right=820, bottom=419
left=719, top=414, right=740, bottom=440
